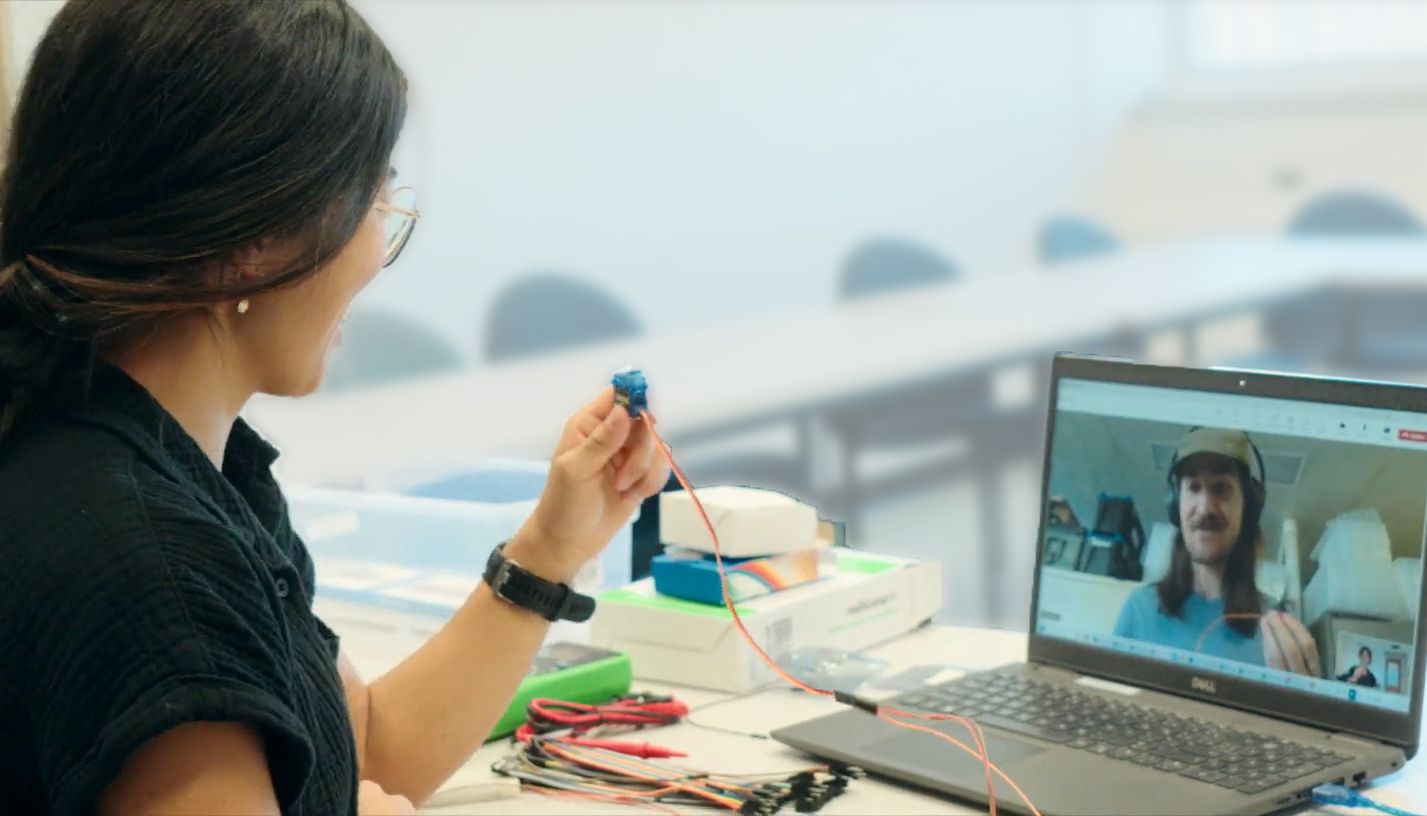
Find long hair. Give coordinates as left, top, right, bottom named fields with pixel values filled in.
left=1157, top=459, right=1263, bottom=637
left=0, top=0, right=406, bottom=439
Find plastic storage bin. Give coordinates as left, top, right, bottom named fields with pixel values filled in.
left=282, top=459, right=633, bottom=620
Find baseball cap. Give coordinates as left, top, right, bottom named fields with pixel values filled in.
left=1174, top=427, right=1257, bottom=476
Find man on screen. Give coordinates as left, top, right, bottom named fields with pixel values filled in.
left=1113, top=428, right=1321, bottom=677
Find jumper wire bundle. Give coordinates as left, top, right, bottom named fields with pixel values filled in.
left=498, top=694, right=862, bottom=813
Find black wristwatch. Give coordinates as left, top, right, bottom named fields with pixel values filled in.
left=483, top=542, right=596, bottom=622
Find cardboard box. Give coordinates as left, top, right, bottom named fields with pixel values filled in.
left=591, top=550, right=942, bottom=691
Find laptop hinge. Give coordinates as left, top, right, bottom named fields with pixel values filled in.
left=1328, top=732, right=1385, bottom=750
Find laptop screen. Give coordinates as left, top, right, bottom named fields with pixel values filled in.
left=1035, top=376, right=1425, bottom=715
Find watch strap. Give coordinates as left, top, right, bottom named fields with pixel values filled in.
left=483, top=543, right=595, bottom=623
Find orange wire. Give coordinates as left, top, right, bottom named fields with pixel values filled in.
left=1197, top=610, right=1323, bottom=679
left=545, top=744, right=742, bottom=810
left=879, top=711, right=1041, bottom=815
left=640, top=410, right=1042, bottom=816
left=882, top=705, right=996, bottom=811
left=1194, top=612, right=1264, bottom=653
left=544, top=740, right=745, bottom=811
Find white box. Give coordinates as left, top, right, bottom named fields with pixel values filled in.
left=591, top=550, right=942, bottom=692
left=660, top=486, right=819, bottom=557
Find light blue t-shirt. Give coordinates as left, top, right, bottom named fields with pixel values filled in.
left=1113, top=584, right=1265, bottom=666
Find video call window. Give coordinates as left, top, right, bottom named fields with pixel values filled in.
left=1036, top=379, right=1425, bottom=713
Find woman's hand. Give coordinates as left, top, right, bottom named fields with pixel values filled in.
left=357, top=780, right=413, bottom=815
left=1260, top=610, right=1321, bottom=677
left=508, top=387, right=671, bottom=583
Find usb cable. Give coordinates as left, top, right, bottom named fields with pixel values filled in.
left=1312, top=783, right=1422, bottom=816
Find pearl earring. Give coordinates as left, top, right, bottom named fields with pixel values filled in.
left=236, top=298, right=250, bottom=314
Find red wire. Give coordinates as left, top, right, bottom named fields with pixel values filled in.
left=542, top=740, right=745, bottom=810
left=526, top=697, right=687, bottom=734
left=517, top=696, right=692, bottom=759
left=638, top=410, right=1042, bottom=816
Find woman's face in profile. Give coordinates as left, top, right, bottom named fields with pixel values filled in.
left=231, top=189, right=389, bottom=397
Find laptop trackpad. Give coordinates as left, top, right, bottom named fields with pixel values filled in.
left=864, top=732, right=1046, bottom=778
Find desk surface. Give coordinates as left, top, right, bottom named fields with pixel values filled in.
left=250, top=238, right=1427, bottom=487
left=328, top=610, right=1425, bottom=815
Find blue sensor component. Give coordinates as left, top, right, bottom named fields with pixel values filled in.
left=611, top=368, right=648, bottom=417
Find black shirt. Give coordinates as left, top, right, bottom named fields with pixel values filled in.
left=1337, top=666, right=1380, bottom=688
left=0, top=366, right=358, bottom=814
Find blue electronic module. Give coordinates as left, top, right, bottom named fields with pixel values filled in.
left=612, top=368, right=648, bottom=417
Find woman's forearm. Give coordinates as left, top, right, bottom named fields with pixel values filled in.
left=352, top=389, right=667, bottom=805
left=359, top=530, right=575, bottom=805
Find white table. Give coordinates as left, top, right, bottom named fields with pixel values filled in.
left=248, top=238, right=1427, bottom=488
left=330, top=611, right=1426, bottom=815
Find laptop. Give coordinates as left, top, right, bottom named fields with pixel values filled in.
left=773, top=355, right=1425, bottom=815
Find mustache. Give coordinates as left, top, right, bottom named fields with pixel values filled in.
left=1190, top=514, right=1227, bottom=532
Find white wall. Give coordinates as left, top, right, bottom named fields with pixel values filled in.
left=3, top=0, right=1174, bottom=356
left=16, top=2, right=1427, bottom=349
left=1089, top=84, right=1427, bottom=241
left=353, top=0, right=1169, bottom=353
left=1, top=0, right=59, bottom=89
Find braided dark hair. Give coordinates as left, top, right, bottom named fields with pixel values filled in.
left=0, top=0, right=407, bottom=438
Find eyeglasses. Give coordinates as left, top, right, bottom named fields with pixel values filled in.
left=373, top=185, right=419, bottom=267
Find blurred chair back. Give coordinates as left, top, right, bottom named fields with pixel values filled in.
left=323, top=309, right=463, bottom=392
left=1287, top=190, right=1424, bottom=237
left=1279, top=191, right=1427, bottom=376
left=1038, top=214, right=1119, bottom=264
left=485, top=272, right=640, bottom=361
left=838, top=237, right=957, bottom=299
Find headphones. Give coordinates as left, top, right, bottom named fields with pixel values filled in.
left=1166, top=427, right=1267, bottom=537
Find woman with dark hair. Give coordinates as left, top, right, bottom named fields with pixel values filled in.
left=0, top=2, right=668, bottom=813
left=1338, top=646, right=1379, bottom=687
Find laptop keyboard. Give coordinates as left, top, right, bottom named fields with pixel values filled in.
left=896, top=673, right=1354, bottom=796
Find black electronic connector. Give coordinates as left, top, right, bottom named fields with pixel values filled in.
left=833, top=690, right=880, bottom=715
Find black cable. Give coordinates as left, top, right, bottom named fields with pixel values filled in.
left=682, top=685, right=791, bottom=740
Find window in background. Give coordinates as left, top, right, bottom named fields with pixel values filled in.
left=1187, top=0, right=1427, bottom=70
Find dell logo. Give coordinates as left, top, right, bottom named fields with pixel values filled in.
left=1191, top=676, right=1218, bottom=695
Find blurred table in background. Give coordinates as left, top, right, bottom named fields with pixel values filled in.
left=248, top=237, right=1427, bottom=624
